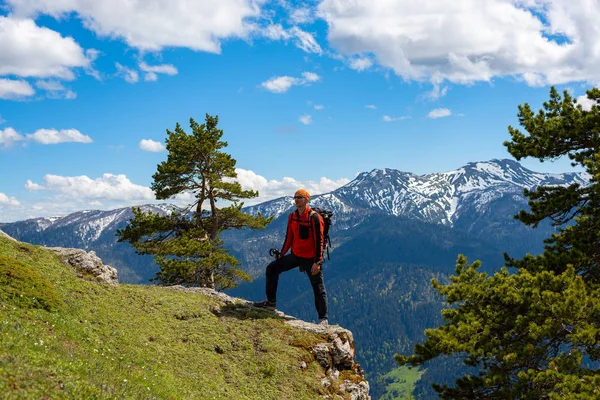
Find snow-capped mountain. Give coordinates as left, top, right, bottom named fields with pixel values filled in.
left=1, top=204, right=178, bottom=247
left=245, top=158, right=590, bottom=228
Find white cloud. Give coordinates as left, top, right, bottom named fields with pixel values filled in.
left=0, top=16, right=91, bottom=80
left=349, top=57, right=372, bottom=71
left=115, top=63, right=139, bottom=83
left=314, top=104, right=325, bottom=110
left=290, top=7, right=314, bottom=24
left=317, top=0, right=600, bottom=86
left=264, top=24, right=289, bottom=40
left=301, top=72, right=320, bottom=82
left=299, top=114, right=312, bottom=125
left=263, top=24, right=323, bottom=54
left=428, top=108, right=452, bottom=119
left=383, top=115, right=411, bottom=122
left=30, top=173, right=155, bottom=201
left=139, top=139, right=165, bottom=152
left=261, top=76, right=298, bottom=93
left=64, top=90, right=77, bottom=99
left=576, top=94, right=597, bottom=111
left=289, top=27, right=322, bottom=54
left=4, top=169, right=353, bottom=222
left=35, top=80, right=77, bottom=99
left=7, top=0, right=262, bottom=53
left=365, top=105, right=377, bottom=109
left=0, top=192, right=20, bottom=206
left=139, top=61, right=178, bottom=82
left=35, top=80, right=64, bottom=91
left=261, top=71, right=321, bottom=93
left=26, top=129, right=93, bottom=144
left=233, top=168, right=351, bottom=205
left=422, top=83, right=449, bottom=101
left=0, top=127, right=25, bottom=149
left=25, top=180, right=45, bottom=191
left=0, top=78, right=35, bottom=99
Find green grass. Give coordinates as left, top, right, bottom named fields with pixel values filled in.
left=380, top=366, right=425, bottom=400
left=0, top=237, right=333, bottom=399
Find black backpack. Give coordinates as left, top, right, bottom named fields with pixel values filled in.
left=310, top=207, right=333, bottom=260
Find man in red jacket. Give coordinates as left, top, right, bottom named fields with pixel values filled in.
left=253, top=189, right=328, bottom=326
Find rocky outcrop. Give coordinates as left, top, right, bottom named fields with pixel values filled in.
left=47, top=247, right=118, bottom=285
left=171, top=286, right=370, bottom=400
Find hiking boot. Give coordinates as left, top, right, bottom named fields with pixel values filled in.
left=318, top=318, right=329, bottom=326
left=253, top=299, right=276, bottom=310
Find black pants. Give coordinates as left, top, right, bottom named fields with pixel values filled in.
left=265, top=254, right=328, bottom=320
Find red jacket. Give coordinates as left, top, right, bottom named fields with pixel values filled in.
left=281, top=207, right=324, bottom=263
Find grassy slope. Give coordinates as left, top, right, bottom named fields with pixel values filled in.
left=0, top=237, right=335, bottom=399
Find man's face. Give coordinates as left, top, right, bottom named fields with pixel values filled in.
left=294, top=195, right=308, bottom=208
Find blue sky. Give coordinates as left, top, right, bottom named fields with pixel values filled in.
left=1, top=0, right=599, bottom=222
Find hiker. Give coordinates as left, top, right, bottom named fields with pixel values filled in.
left=253, top=189, right=329, bottom=326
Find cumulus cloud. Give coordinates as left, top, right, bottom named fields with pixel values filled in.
left=139, top=139, right=165, bottom=152
left=261, top=71, right=321, bottom=93
left=25, top=180, right=45, bottom=191
left=299, top=114, right=312, bottom=125
left=26, top=129, right=93, bottom=144
left=349, top=57, right=373, bottom=71
left=0, top=78, right=35, bottom=99
left=314, top=104, right=324, bottom=110
left=0, top=127, right=25, bottom=149
left=576, top=94, right=597, bottom=111
left=383, top=115, right=411, bottom=122
left=0, top=16, right=91, bottom=80
left=365, top=105, right=377, bottom=109
left=317, top=0, right=600, bottom=87
left=4, top=169, right=352, bottom=221
left=7, top=0, right=262, bottom=53
left=302, top=72, right=320, bottom=82
left=428, top=108, right=452, bottom=119
left=2, top=173, right=160, bottom=221
left=139, top=61, right=178, bottom=82
left=233, top=168, right=351, bottom=205
left=28, top=174, right=154, bottom=201
left=0, top=192, right=20, bottom=206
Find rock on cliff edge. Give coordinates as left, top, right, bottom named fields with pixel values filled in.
left=47, top=247, right=119, bottom=285
left=172, top=286, right=371, bottom=400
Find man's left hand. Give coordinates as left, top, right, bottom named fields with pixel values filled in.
left=311, top=263, right=321, bottom=275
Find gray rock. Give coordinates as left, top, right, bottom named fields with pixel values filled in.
left=47, top=247, right=118, bottom=285
left=340, top=380, right=370, bottom=400
left=314, top=343, right=333, bottom=370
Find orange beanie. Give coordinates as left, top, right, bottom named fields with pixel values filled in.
left=295, top=189, right=310, bottom=201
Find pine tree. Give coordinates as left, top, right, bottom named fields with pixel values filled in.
left=117, top=114, right=272, bottom=289
left=396, top=87, right=600, bottom=399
